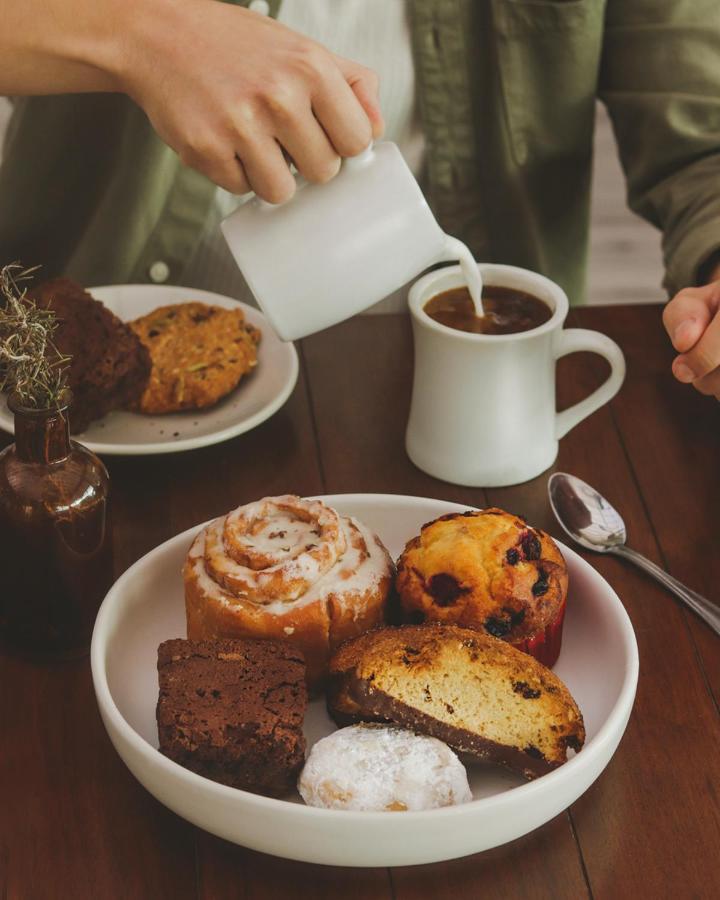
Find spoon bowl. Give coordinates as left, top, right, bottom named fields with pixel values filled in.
left=548, top=472, right=720, bottom=637
left=548, top=473, right=626, bottom=552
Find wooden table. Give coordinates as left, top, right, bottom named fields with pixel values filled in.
left=2, top=305, right=719, bottom=899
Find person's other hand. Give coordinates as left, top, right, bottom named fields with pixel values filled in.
left=120, top=1, right=384, bottom=202
left=664, top=267, right=720, bottom=399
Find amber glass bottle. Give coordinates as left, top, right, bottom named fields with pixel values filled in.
left=0, top=394, right=113, bottom=658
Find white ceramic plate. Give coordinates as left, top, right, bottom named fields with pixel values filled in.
left=0, top=285, right=298, bottom=455
left=91, top=494, right=639, bottom=867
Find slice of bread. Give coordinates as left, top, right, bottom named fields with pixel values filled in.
left=328, top=624, right=585, bottom=779
left=31, top=278, right=151, bottom=432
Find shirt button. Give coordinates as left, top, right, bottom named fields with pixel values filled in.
left=248, top=0, right=270, bottom=14
left=148, top=260, right=170, bottom=283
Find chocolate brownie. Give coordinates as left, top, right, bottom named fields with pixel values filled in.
left=31, top=278, right=150, bottom=432
left=156, top=638, right=307, bottom=797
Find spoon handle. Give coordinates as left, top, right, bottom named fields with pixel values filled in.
left=612, top=545, right=720, bottom=637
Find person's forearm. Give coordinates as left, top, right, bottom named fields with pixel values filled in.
left=0, top=0, right=162, bottom=95
left=0, top=0, right=381, bottom=203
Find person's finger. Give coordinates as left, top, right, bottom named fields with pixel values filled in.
left=351, top=77, right=385, bottom=139
left=179, top=142, right=252, bottom=194
left=311, top=64, right=374, bottom=157
left=215, top=157, right=251, bottom=195
left=673, top=306, right=720, bottom=382
left=691, top=366, right=720, bottom=399
left=231, top=154, right=252, bottom=194
left=332, top=56, right=385, bottom=141
left=269, top=95, right=341, bottom=183
left=662, top=284, right=717, bottom=353
left=234, top=133, right=296, bottom=204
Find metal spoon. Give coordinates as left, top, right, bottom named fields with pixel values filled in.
left=548, top=472, right=720, bottom=637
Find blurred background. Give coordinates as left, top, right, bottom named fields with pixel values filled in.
left=588, top=104, right=663, bottom=305
left=0, top=98, right=664, bottom=306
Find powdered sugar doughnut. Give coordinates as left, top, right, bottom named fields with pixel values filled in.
left=298, top=724, right=472, bottom=812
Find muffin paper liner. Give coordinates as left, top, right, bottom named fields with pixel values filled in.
left=511, top=594, right=567, bottom=668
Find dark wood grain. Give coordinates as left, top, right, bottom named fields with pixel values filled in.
left=303, top=311, right=720, bottom=900
left=300, top=316, right=489, bottom=509
left=195, top=835, right=392, bottom=900
left=577, top=305, right=720, bottom=709
left=485, top=308, right=720, bottom=900
left=0, top=368, right=328, bottom=900
left=0, top=656, right=197, bottom=900
left=3, top=307, right=720, bottom=899
left=391, top=816, right=589, bottom=900
left=108, top=366, right=324, bottom=571
left=0, top=435, right=197, bottom=900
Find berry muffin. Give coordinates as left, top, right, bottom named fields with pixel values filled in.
left=395, top=508, right=568, bottom=666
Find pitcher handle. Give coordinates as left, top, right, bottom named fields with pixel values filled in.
left=554, top=329, right=626, bottom=439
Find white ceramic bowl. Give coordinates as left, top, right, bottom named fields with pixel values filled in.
left=91, top=494, right=638, bottom=867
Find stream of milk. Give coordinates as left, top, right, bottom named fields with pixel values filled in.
left=441, top=236, right=484, bottom=317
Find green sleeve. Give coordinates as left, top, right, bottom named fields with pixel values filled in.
left=599, top=0, right=720, bottom=294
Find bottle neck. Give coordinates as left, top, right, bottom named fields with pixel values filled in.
left=12, top=404, right=71, bottom=464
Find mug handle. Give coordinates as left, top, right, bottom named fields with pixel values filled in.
left=554, top=329, right=626, bottom=439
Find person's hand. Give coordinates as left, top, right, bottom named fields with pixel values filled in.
left=664, top=267, right=720, bottom=398
left=118, top=1, right=384, bottom=202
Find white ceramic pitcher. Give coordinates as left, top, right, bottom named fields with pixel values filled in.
left=221, top=142, right=476, bottom=341
left=405, top=264, right=626, bottom=487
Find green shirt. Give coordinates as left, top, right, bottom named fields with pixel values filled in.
left=1, top=0, right=719, bottom=303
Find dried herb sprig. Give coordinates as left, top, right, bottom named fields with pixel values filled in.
left=0, top=263, right=70, bottom=409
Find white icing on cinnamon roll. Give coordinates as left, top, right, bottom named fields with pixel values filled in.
left=203, top=496, right=346, bottom=602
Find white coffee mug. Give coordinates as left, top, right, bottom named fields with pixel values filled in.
left=221, top=142, right=474, bottom=341
left=405, top=264, right=626, bottom=487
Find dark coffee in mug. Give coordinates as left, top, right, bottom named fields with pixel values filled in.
left=424, top=286, right=553, bottom=335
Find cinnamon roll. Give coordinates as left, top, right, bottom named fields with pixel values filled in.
left=184, top=496, right=394, bottom=690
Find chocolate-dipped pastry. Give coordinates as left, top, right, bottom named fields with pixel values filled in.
left=328, top=624, right=585, bottom=780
